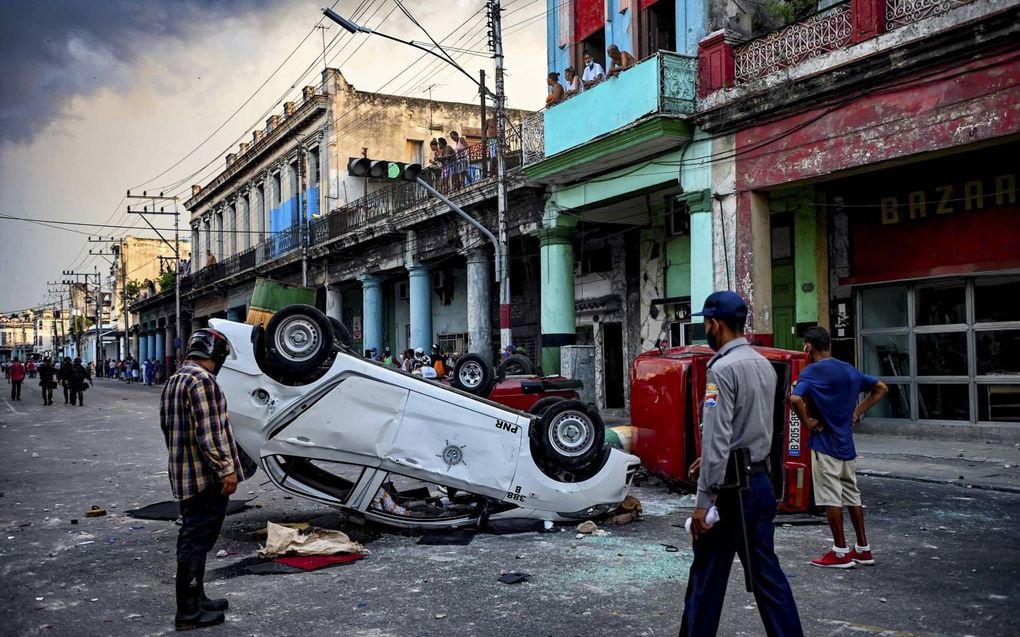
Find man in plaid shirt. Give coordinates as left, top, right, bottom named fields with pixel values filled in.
left=160, top=328, right=243, bottom=631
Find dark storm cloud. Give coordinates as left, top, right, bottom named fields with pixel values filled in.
left=0, top=0, right=292, bottom=145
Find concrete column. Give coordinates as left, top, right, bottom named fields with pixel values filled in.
left=793, top=194, right=819, bottom=326
left=465, top=248, right=493, bottom=364
left=147, top=331, right=157, bottom=362
left=407, top=264, right=433, bottom=353
left=735, top=191, right=774, bottom=342
left=154, top=327, right=165, bottom=366
left=131, top=330, right=140, bottom=361
left=214, top=210, right=224, bottom=260
left=139, top=330, right=148, bottom=362
left=360, top=275, right=384, bottom=356
left=682, top=189, right=714, bottom=336
left=326, top=285, right=343, bottom=322
left=539, top=226, right=576, bottom=375
left=164, top=327, right=175, bottom=370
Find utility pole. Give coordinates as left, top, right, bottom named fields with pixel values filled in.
left=488, top=0, right=512, bottom=350
left=127, top=191, right=182, bottom=364
left=479, top=69, right=488, bottom=178
left=88, top=236, right=127, bottom=358
left=46, top=281, right=65, bottom=357
left=63, top=270, right=99, bottom=363
left=299, top=147, right=309, bottom=286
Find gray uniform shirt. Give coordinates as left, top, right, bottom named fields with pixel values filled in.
left=696, top=337, right=777, bottom=509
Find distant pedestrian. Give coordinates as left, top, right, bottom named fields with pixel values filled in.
left=68, top=357, right=90, bottom=407
left=27, top=359, right=37, bottom=379
left=60, top=357, right=72, bottom=404
left=9, top=358, right=25, bottom=401
left=790, top=326, right=888, bottom=569
left=160, top=328, right=241, bottom=631
left=155, top=360, right=165, bottom=384
left=401, top=349, right=414, bottom=373
left=2, top=360, right=9, bottom=380
left=38, top=357, right=56, bottom=406
left=131, top=359, right=140, bottom=383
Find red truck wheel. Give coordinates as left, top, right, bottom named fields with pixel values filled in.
left=451, top=353, right=494, bottom=396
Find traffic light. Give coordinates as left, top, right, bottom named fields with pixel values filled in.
left=347, top=157, right=422, bottom=182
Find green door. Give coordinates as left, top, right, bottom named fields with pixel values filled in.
left=772, top=261, right=796, bottom=351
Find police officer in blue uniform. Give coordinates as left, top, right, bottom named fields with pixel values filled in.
left=680, top=291, right=803, bottom=637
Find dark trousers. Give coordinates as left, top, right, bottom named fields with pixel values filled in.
left=63, top=384, right=70, bottom=403
left=177, top=484, right=229, bottom=562
left=69, top=386, right=83, bottom=406
left=10, top=380, right=21, bottom=400
left=42, top=385, right=53, bottom=404
left=679, top=472, right=803, bottom=637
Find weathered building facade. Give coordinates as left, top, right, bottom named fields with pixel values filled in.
left=525, top=0, right=707, bottom=413
left=137, top=67, right=539, bottom=370
left=695, top=0, right=1020, bottom=432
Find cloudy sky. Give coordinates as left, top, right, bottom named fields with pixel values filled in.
left=0, top=0, right=547, bottom=314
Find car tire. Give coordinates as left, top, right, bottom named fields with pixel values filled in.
left=530, top=399, right=605, bottom=470
left=450, top=353, right=494, bottom=396
left=528, top=396, right=565, bottom=417
left=327, top=316, right=354, bottom=350
left=264, top=304, right=336, bottom=377
left=497, top=354, right=534, bottom=377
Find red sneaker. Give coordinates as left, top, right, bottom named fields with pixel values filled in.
left=811, top=550, right=855, bottom=568
left=851, top=549, right=875, bottom=565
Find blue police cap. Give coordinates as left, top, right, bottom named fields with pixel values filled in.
left=692, top=291, right=749, bottom=319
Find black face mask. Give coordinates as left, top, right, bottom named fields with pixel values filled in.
left=706, top=321, right=720, bottom=352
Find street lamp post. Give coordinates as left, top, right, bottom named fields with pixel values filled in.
left=322, top=1, right=513, bottom=354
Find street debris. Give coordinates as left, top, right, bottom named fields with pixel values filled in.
left=126, top=498, right=251, bottom=521
left=252, top=521, right=309, bottom=540
left=85, top=506, right=106, bottom=518
left=498, top=572, right=531, bottom=585
left=418, top=529, right=475, bottom=545
left=258, top=521, right=368, bottom=558
left=575, top=521, right=611, bottom=538
left=215, top=549, right=228, bottom=558
left=273, top=554, right=366, bottom=572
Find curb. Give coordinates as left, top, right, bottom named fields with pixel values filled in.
left=857, top=469, right=1020, bottom=495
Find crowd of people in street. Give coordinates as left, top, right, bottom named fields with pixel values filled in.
left=365, top=344, right=454, bottom=379
left=90, top=356, right=169, bottom=386
left=546, top=46, right=636, bottom=107
left=2, top=356, right=91, bottom=405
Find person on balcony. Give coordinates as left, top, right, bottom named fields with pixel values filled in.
left=437, top=137, right=456, bottom=191
left=581, top=50, right=605, bottom=89
left=449, top=130, right=470, bottom=187
left=606, top=45, right=636, bottom=78
left=545, top=72, right=565, bottom=107
left=564, top=66, right=581, bottom=97
left=205, top=249, right=216, bottom=267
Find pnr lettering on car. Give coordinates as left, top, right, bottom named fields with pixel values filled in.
left=505, top=485, right=527, bottom=502
left=788, top=410, right=802, bottom=457
left=495, top=419, right=519, bottom=434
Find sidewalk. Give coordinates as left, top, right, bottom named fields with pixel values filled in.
left=854, top=432, right=1020, bottom=494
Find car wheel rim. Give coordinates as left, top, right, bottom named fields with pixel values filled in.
left=547, top=410, right=594, bottom=458
left=458, top=361, right=484, bottom=389
left=274, top=316, right=321, bottom=362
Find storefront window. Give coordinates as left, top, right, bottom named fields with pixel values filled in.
left=978, top=385, right=1020, bottom=422
left=975, top=276, right=1020, bottom=323
left=916, top=332, right=968, bottom=376
left=917, top=384, right=970, bottom=421
left=860, top=286, right=908, bottom=328
left=916, top=281, right=966, bottom=325
left=861, top=333, right=909, bottom=377
left=975, top=329, right=1020, bottom=375
left=866, top=383, right=911, bottom=419
left=858, top=274, right=1020, bottom=424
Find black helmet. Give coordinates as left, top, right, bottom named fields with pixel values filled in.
left=186, top=328, right=231, bottom=373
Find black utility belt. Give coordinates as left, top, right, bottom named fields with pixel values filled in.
left=748, top=459, right=770, bottom=475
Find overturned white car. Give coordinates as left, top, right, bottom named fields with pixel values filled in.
left=210, top=305, right=640, bottom=529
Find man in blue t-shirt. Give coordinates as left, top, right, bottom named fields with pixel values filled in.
left=790, top=326, right=888, bottom=569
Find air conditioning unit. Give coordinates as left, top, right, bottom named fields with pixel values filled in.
left=397, top=281, right=409, bottom=300
left=432, top=270, right=446, bottom=290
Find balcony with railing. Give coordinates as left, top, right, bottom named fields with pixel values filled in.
left=182, top=132, right=528, bottom=290
left=523, top=51, right=697, bottom=182
left=699, top=0, right=987, bottom=95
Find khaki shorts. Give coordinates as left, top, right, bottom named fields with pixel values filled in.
left=812, top=450, right=862, bottom=507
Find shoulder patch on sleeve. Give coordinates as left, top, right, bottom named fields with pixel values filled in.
left=704, top=382, right=719, bottom=407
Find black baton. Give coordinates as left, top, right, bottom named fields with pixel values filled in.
left=710, top=447, right=755, bottom=593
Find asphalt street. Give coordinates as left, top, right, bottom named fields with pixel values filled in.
left=1, top=379, right=1017, bottom=637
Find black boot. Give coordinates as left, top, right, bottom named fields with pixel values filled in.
left=198, top=558, right=228, bottom=612
left=175, top=560, right=224, bottom=631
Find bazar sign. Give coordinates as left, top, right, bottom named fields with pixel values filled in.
left=879, top=173, right=1015, bottom=225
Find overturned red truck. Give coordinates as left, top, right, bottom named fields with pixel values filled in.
left=630, top=345, right=814, bottom=514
